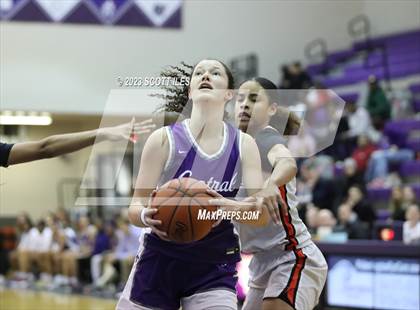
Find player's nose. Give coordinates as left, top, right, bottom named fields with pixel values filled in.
left=201, top=71, right=211, bottom=81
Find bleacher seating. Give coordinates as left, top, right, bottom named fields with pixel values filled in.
left=307, top=29, right=420, bottom=219
left=307, top=30, right=420, bottom=88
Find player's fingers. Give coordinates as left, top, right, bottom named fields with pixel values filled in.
left=144, top=208, right=158, bottom=215
left=208, top=198, right=227, bottom=206
left=139, top=118, right=154, bottom=125
left=147, top=219, right=162, bottom=226
left=265, top=200, right=278, bottom=224
left=132, top=129, right=153, bottom=136
left=134, top=124, right=156, bottom=130
left=206, top=189, right=223, bottom=198
left=271, top=196, right=281, bottom=223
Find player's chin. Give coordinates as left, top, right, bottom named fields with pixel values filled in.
left=237, top=119, right=249, bottom=130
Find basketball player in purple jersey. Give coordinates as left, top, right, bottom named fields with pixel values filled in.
left=117, top=60, right=274, bottom=310
left=210, top=78, right=328, bottom=310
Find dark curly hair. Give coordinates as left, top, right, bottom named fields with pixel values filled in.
left=151, top=59, right=234, bottom=119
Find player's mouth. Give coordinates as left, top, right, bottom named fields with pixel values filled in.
left=199, top=82, right=213, bottom=90
left=238, top=112, right=251, bottom=121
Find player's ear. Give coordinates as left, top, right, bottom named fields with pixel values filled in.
left=269, top=102, right=278, bottom=117
left=224, top=89, right=234, bottom=102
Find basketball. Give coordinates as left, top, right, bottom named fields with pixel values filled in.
left=151, top=177, right=218, bottom=243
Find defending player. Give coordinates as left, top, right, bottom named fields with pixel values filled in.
left=210, top=78, right=328, bottom=310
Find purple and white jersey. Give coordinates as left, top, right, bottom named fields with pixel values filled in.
left=144, top=119, right=243, bottom=263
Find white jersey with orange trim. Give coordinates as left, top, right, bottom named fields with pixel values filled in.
left=234, top=126, right=327, bottom=310
left=234, top=126, right=312, bottom=254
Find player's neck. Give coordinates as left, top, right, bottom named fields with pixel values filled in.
left=189, top=107, right=224, bottom=139
left=248, top=121, right=270, bottom=137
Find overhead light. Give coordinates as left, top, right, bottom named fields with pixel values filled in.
left=0, top=111, right=53, bottom=126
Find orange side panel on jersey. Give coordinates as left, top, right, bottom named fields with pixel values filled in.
left=278, top=186, right=307, bottom=308
left=278, top=186, right=298, bottom=250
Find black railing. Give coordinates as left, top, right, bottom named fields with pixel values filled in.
left=348, top=14, right=392, bottom=90
left=304, top=38, right=328, bottom=74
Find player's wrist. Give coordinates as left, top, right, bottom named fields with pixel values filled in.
left=140, top=207, right=150, bottom=227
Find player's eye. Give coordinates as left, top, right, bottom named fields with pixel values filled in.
left=212, top=71, right=220, bottom=76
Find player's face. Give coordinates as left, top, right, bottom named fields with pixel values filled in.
left=189, top=60, right=233, bottom=105
left=235, top=80, right=276, bottom=133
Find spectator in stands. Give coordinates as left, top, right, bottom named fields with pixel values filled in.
left=95, top=219, right=143, bottom=289
left=344, top=101, right=380, bottom=144
left=278, top=65, right=291, bottom=89
left=346, top=185, right=376, bottom=227
left=334, top=158, right=365, bottom=209
left=315, top=209, right=337, bottom=240
left=287, top=62, right=312, bottom=89
left=365, top=145, right=414, bottom=184
left=336, top=204, right=370, bottom=239
left=10, top=213, right=38, bottom=282
left=351, top=135, right=377, bottom=173
left=390, top=186, right=407, bottom=221
left=402, top=186, right=417, bottom=206
left=297, top=159, right=336, bottom=212
left=325, top=107, right=350, bottom=160
left=303, top=203, right=319, bottom=235
left=90, top=220, right=116, bottom=287
left=366, top=75, right=391, bottom=130
left=403, top=204, right=420, bottom=245
left=61, top=215, right=96, bottom=287
left=33, top=217, right=54, bottom=286
left=49, top=220, right=66, bottom=288
left=288, top=125, right=316, bottom=160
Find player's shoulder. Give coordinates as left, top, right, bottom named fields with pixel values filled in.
left=240, top=131, right=255, bottom=146
left=146, top=127, right=169, bottom=146
left=239, top=132, right=259, bottom=156
left=255, top=126, right=286, bottom=147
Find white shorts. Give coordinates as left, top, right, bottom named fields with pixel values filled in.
left=243, top=243, right=328, bottom=310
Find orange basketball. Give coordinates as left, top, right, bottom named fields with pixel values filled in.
left=151, top=178, right=218, bottom=243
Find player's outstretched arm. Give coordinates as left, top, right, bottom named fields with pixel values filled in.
left=209, top=133, right=271, bottom=226
left=128, top=128, right=169, bottom=240
left=251, top=143, right=298, bottom=223
left=7, top=118, right=155, bottom=165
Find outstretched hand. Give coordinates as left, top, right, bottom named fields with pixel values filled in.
left=102, top=118, right=156, bottom=142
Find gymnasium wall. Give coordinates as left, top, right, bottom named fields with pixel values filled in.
left=362, top=0, right=420, bottom=37
left=1, top=1, right=362, bottom=115
left=0, top=117, right=101, bottom=220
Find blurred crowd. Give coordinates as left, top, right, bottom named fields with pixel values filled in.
left=0, top=208, right=143, bottom=296
left=279, top=61, right=419, bottom=244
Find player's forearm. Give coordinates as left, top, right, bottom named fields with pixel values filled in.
left=268, top=157, right=297, bottom=187
left=231, top=197, right=269, bottom=227
left=39, top=129, right=104, bottom=158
